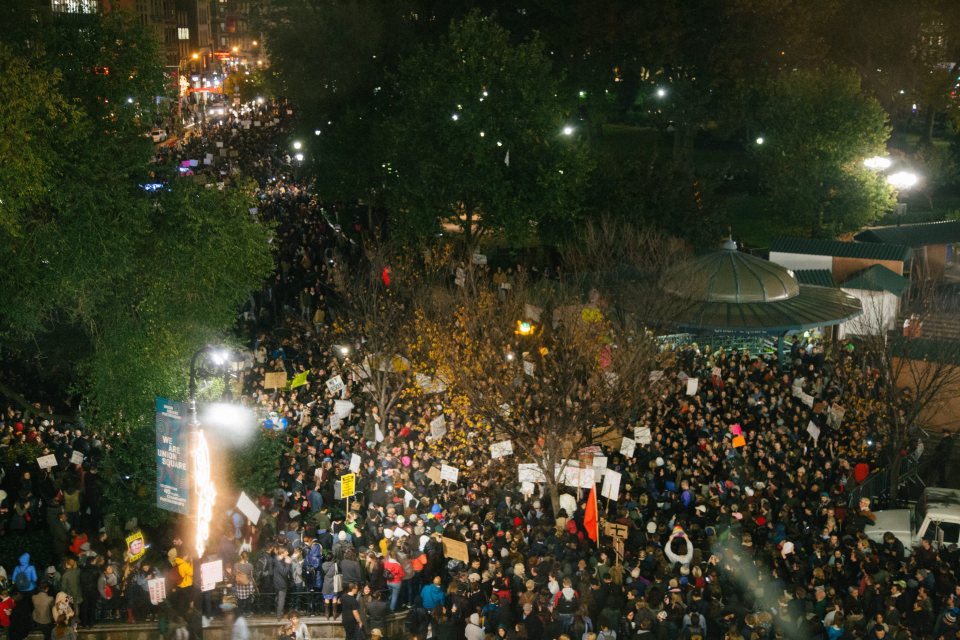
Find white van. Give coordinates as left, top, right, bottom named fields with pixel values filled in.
left=865, top=487, right=960, bottom=551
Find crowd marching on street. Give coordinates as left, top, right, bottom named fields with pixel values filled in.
left=2, top=100, right=959, bottom=640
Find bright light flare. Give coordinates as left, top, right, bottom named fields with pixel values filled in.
left=292, top=141, right=302, bottom=150
left=210, top=349, right=229, bottom=365
left=200, top=402, right=257, bottom=447
left=294, top=153, right=304, bottom=162
left=516, top=320, right=535, bottom=336
left=887, top=171, right=918, bottom=189
left=755, top=136, right=764, bottom=145
left=863, top=156, right=892, bottom=170
left=656, top=87, right=667, bottom=98
left=562, top=125, right=575, bottom=136
left=194, top=429, right=216, bottom=558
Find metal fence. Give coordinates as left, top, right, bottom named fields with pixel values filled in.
left=846, top=454, right=923, bottom=511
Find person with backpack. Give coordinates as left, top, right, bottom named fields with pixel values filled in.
left=11, top=554, right=37, bottom=595
left=552, top=579, right=579, bottom=633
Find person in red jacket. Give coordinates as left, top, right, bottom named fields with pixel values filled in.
left=0, top=589, right=15, bottom=631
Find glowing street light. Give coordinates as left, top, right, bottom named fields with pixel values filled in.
left=292, top=140, right=302, bottom=150
left=863, top=156, right=892, bottom=170
left=755, top=136, right=765, bottom=145
left=294, top=153, right=304, bottom=162
left=887, top=171, right=918, bottom=190
left=562, top=125, right=575, bottom=136
left=656, top=87, right=667, bottom=98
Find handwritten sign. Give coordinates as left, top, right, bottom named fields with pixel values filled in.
left=340, top=473, right=356, bottom=498
left=126, top=531, right=146, bottom=562
left=426, top=466, right=442, bottom=484
left=620, top=437, right=636, bottom=458
left=686, top=378, right=699, bottom=396
left=440, top=464, right=459, bottom=484
left=601, top=469, right=622, bottom=501
left=325, top=375, right=345, bottom=395
left=37, top=454, right=58, bottom=470
left=518, top=463, right=546, bottom=483
left=807, top=421, right=821, bottom=444
left=148, top=578, right=166, bottom=604
left=441, top=537, right=469, bottom=564
left=200, top=560, right=223, bottom=592
left=430, top=415, right=447, bottom=439
left=490, top=440, right=514, bottom=459
left=70, top=450, right=84, bottom=465
left=635, top=426, right=653, bottom=445
left=349, top=453, right=361, bottom=473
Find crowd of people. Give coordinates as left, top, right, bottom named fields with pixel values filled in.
left=1, top=99, right=957, bottom=640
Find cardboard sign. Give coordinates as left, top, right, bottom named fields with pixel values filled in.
left=592, top=426, right=621, bottom=449
left=601, top=469, right=622, bottom=501
left=126, top=531, right=146, bottom=562
left=263, top=372, right=287, bottom=389
left=686, top=378, right=699, bottom=396
left=349, top=453, right=362, bottom=473
left=430, top=415, right=447, bottom=439
left=200, top=560, right=223, bottom=592
left=236, top=492, right=261, bottom=525
left=620, top=437, right=636, bottom=458
left=732, top=435, right=746, bottom=448
left=426, top=466, right=442, bottom=484
left=37, top=454, right=58, bottom=470
left=148, top=578, right=166, bottom=605
left=325, top=375, right=345, bottom=395
left=440, top=464, right=459, bottom=484
left=441, top=537, right=469, bottom=564
left=807, top=421, right=821, bottom=444
left=490, top=440, right=514, bottom=459
left=340, top=473, right=356, bottom=498
left=518, top=463, right=546, bottom=483
left=70, top=450, right=84, bottom=465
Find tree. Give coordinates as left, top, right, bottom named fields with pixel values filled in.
left=751, top=66, right=895, bottom=237
left=382, top=11, right=592, bottom=247
left=409, top=265, right=662, bottom=514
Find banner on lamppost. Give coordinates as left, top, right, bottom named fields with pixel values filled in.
left=155, top=397, right=190, bottom=514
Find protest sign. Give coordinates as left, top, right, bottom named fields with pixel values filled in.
left=601, top=469, right=622, bottom=501
left=472, top=253, right=487, bottom=266
left=263, top=372, right=287, bottom=389
left=200, top=560, right=223, bottom=592
left=349, top=453, right=362, bottom=473
left=799, top=392, right=814, bottom=408
left=649, top=370, right=664, bottom=383
left=441, top=537, right=469, bottom=564
left=126, top=531, right=146, bottom=562
left=374, top=424, right=385, bottom=443
left=732, top=435, right=746, bottom=448
left=440, top=464, right=460, bottom=484
left=430, top=415, right=447, bottom=439
left=620, top=437, right=636, bottom=458
left=37, top=454, right=57, bottom=470
left=591, top=426, right=621, bottom=449
left=334, top=400, right=354, bottom=419
left=148, top=578, right=166, bottom=605
left=686, top=378, right=699, bottom=396
left=635, top=426, right=653, bottom=445
left=426, top=466, right=442, bottom=484
left=807, top=421, right=821, bottom=444
left=236, top=492, right=261, bottom=525
left=523, top=361, right=535, bottom=377
left=591, top=456, right=608, bottom=470
left=70, top=450, right=84, bottom=465
left=730, top=424, right=743, bottom=436
left=490, top=440, right=514, bottom=459
left=520, top=482, right=535, bottom=496
left=524, top=304, right=542, bottom=322
left=325, top=375, right=345, bottom=395
left=340, top=473, right=356, bottom=498
left=518, top=463, right=546, bottom=483
left=559, top=494, right=577, bottom=517
left=415, top=373, right=446, bottom=394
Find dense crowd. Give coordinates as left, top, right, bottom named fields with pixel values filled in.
left=1, top=100, right=957, bottom=640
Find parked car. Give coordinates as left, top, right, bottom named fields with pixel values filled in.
left=865, top=487, right=960, bottom=553
left=150, top=128, right=168, bottom=143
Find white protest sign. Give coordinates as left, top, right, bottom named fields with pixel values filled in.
left=236, top=492, right=261, bottom=525
left=374, top=424, right=385, bottom=443
left=523, top=361, right=535, bottom=377
left=518, top=463, right=546, bottom=483
left=620, top=437, right=636, bottom=458
left=490, top=440, right=514, bottom=459
left=440, top=464, right=459, bottom=484
left=520, top=482, right=535, bottom=497
left=686, top=378, right=699, bottom=396
left=601, top=469, right=622, bottom=501
left=349, top=453, right=362, bottom=473
left=334, top=400, right=354, bottom=419
left=70, top=450, right=84, bottom=465
left=807, top=421, right=821, bottom=444
left=430, top=415, right=447, bottom=439
left=799, top=392, right=814, bottom=408
left=200, top=560, right=223, bottom=592
left=635, top=426, right=652, bottom=445
left=37, top=454, right=58, bottom=470
left=579, top=467, right=597, bottom=489
left=148, top=578, right=166, bottom=604
left=325, top=375, right=345, bottom=395
left=591, top=456, right=608, bottom=470
left=559, top=494, right=577, bottom=517
left=472, top=253, right=487, bottom=266
left=649, top=370, right=664, bottom=383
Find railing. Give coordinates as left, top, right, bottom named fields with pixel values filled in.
left=847, top=454, right=923, bottom=511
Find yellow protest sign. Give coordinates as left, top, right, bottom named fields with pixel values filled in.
left=126, top=531, right=146, bottom=562
left=340, top=473, right=356, bottom=499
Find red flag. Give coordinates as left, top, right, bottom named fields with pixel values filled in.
left=584, top=485, right=599, bottom=543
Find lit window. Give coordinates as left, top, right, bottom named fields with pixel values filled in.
left=178, top=27, right=190, bottom=40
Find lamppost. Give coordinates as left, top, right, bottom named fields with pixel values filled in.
left=887, top=171, right=919, bottom=225
left=187, top=345, right=248, bottom=558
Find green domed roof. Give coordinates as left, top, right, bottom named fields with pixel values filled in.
left=663, top=239, right=799, bottom=303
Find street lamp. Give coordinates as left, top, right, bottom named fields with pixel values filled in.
left=863, top=156, right=892, bottom=170
left=292, top=140, right=302, bottom=150
left=562, top=125, right=575, bottom=136
left=656, top=87, right=667, bottom=98
left=887, top=171, right=918, bottom=190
